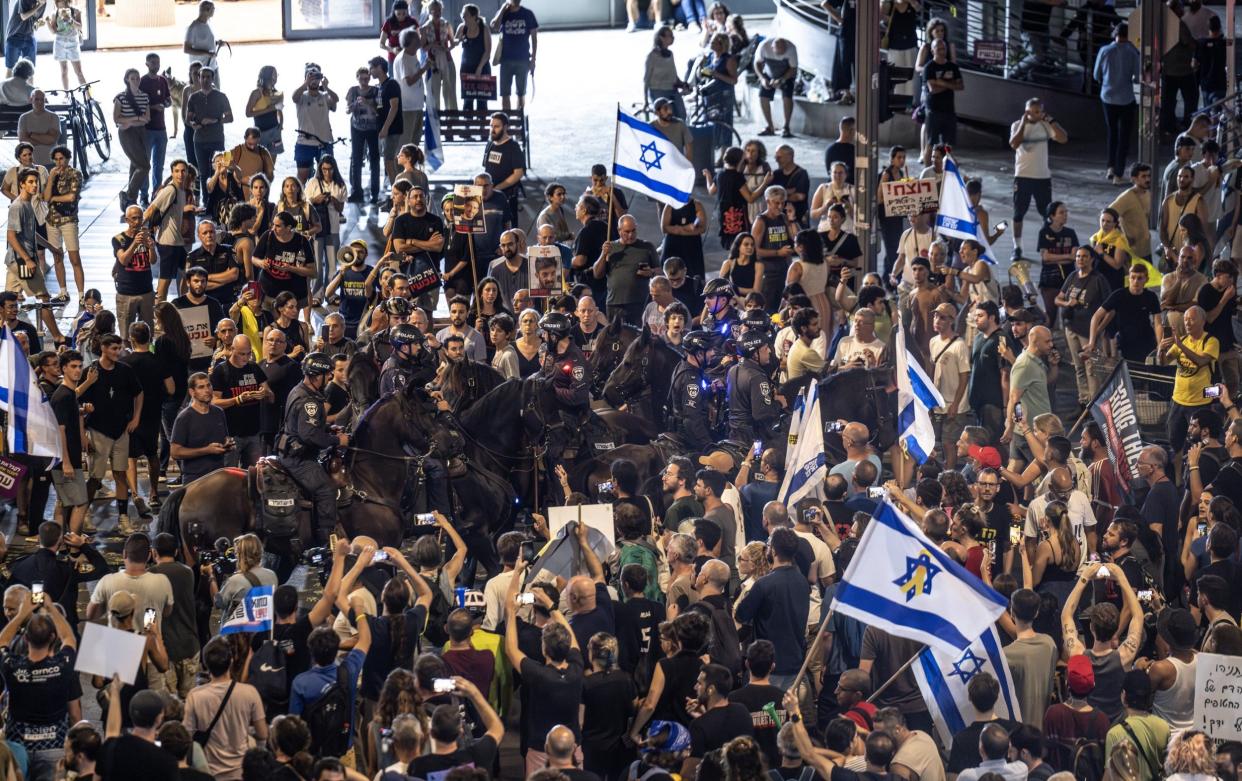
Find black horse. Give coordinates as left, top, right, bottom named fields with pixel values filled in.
left=816, top=367, right=897, bottom=462
left=601, top=324, right=682, bottom=432
left=588, top=316, right=639, bottom=398
left=440, top=359, right=506, bottom=413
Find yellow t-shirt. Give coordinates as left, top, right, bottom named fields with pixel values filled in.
left=1090, top=227, right=1162, bottom=288
left=1168, top=332, right=1220, bottom=406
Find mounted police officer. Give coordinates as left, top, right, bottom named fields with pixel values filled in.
left=667, top=329, right=716, bottom=453
left=363, top=296, right=415, bottom=364
left=699, top=278, right=741, bottom=336
left=380, top=323, right=438, bottom=396
left=726, top=329, right=784, bottom=448
left=276, top=352, right=349, bottom=545
left=538, top=311, right=594, bottom=463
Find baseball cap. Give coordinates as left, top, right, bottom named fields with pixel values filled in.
left=1157, top=607, right=1197, bottom=651
left=644, top=721, right=691, bottom=754
left=698, top=450, right=736, bottom=473
left=933, top=302, right=957, bottom=318
left=968, top=445, right=1002, bottom=470
left=1066, top=654, right=1095, bottom=696
left=107, top=591, right=136, bottom=620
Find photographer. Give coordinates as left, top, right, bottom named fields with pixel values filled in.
left=10, top=521, right=107, bottom=633
left=206, top=534, right=277, bottom=620
left=169, top=372, right=230, bottom=486
left=1061, top=561, right=1144, bottom=722
left=0, top=585, right=79, bottom=781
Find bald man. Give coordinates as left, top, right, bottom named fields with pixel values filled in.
left=1160, top=303, right=1220, bottom=452
left=592, top=213, right=659, bottom=326
left=544, top=724, right=593, bottom=781
left=1005, top=324, right=1058, bottom=466
left=828, top=422, right=882, bottom=498
left=209, top=333, right=273, bottom=467
left=567, top=520, right=613, bottom=650
left=1023, top=465, right=1096, bottom=564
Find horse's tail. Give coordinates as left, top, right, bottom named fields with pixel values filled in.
left=157, top=486, right=188, bottom=551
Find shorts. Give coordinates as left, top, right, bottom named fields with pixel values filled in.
left=128, top=422, right=159, bottom=460
left=293, top=142, right=323, bottom=170
left=3, top=36, right=34, bottom=70
left=51, top=467, right=87, bottom=507
left=5, top=263, right=49, bottom=297
left=45, top=221, right=79, bottom=253
left=924, top=108, right=957, bottom=147
left=759, top=79, right=795, bottom=100
left=87, top=429, right=129, bottom=477
left=379, top=134, right=401, bottom=161
left=52, top=36, right=80, bottom=63
left=1012, top=176, right=1053, bottom=223
left=499, top=60, right=530, bottom=97
left=157, top=243, right=186, bottom=281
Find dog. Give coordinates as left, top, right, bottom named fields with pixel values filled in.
left=163, top=67, right=187, bottom=135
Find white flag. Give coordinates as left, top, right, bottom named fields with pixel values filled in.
left=913, top=626, right=1022, bottom=746
left=612, top=108, right=695, bottom=208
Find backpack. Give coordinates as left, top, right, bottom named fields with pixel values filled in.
left=687, top=601, right=743, bottom=684
left=304, top=664, right=352, bottom=758
left=613, top=540, right=662, bottom=603
left=421, top=572, right=453, bottom=649
left=1049, top=737, right=1104, bottom=781
left=247, top=637, right=289, bottom=713
left=769, top=767, right=815, bottom=781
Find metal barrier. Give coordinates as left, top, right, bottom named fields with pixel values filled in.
left=1126, top=361, right=1176, bottom=446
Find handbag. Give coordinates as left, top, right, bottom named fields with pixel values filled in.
left=193, top=680, right=237, bottom=747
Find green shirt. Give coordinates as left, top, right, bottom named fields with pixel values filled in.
left=1011, top=349, right=1051, bottom=422
left=1105, top=714, right=1170, bottom=781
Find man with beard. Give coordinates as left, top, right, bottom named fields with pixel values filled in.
left=488, top=229, right=527, bottom=307
left=1094, top=519, right=1153, bottom=615
left=172, top=266, right=225, bottom=373
left=1081, top=422, right=1125, bottom=528
left=435, top=295, right=487, bottom=363
left=482, top=112, right=526, bottom=224
left=391, top=186, right=446, bottom=311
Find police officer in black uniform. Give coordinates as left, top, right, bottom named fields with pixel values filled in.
left=699, top=278, right=741, bottom=336
left=276, top=352, right=349, bottom=544
left=667, top=329, right=716, bottom=454
left=363, top=297, right=415, bottom=365
left=380, top=323, right=438, bottom=396
left=726, top=329, right=784, bottom=448
left=538, top=311, right=593, bottom=462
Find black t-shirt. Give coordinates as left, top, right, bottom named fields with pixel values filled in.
left=947, top=718, right=1022, bottom=773
left=1198, top=282, right=1237, bottom=351
left=120, top=351, right=171, bottom=426
left=411, top=734, right=498, bottom=781
left=337, top=265, right=373, bottom=325
left=572, top=218, right=609, bottom=303
left=716, top=168, right=749, bottom=239
left=376, top=77, right=403, bottom=136
left=729, top=683, right=786, bottom=767
left=251, top=613, right=314, bottom=716
left=50, top=385, right=83, bottom=469
left=1, top=645, right=76, bottom=746
left=209, top=360, right=267, bottom=436
left=614, top=596, right=664, bottom=674
left=325, top=381, right=349, bottom=416
left=689, top=702, right=755, bottom=757
left=772, top=165, right=811, bottom=223
left=1037, top=225, right=1079, bottom=288
left=255, top=231, right=314, bottom=299
left=260, top=357, right=302, bottom=435
left=154, top=335, right=191, bottom=401
left=393, top=212, right=446, bottom=273
left=519, top=648, right=585, bottom=744
left=112, top=231, right=155, bottom=296
left=97, top=734, right=178, bottom=781
left=484, top=138, right=525, bottom=196
left=824, top=141, right=854, bottom=183
left=81, top=362, right=143, bottom=439
left=568, top=583, right=615, bottom=650
left=581, top=669, right=636, bottom=757
left=922, top=60, right=962, bottom=113
left=830, top=768, right=895, bottom=781
left=1101, top=288, right=1161, bottom=361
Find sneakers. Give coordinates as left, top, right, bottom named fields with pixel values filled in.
left=49, top=293, right=69, bottom=304
left=1010, top=248, right=1023, bottom=263
left=133, top=496, right=150, bottom=518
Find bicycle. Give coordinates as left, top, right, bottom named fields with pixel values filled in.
left=44, top=80, right=110, bottom=179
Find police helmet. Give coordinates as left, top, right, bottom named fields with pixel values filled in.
left=738, top=330, right=771, bottom=357
left=682, top=330, right=715, bottom=354
left=382, top=296, right=413, bottom=318
left=703, top=278, right=736, bottom=299
left=742, top=311, right=772, bottom=332
left=539, top=311, right=574, bottom=341
left=302, top=352, right=333, bottom=377
left=389, top=322, right=425, bottom=347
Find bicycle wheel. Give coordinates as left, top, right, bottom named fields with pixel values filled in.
left=68, top=111, right=90, bottom=175
left=87, top=98, right=111, bottom=162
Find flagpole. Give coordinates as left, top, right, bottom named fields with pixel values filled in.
left=605, top=103, right=620, bottom=247
left=790, top=605, right=833, bottom=694
left=866, top=646, right=926, bottom=705
left=467, top=233, right=480, bottom=300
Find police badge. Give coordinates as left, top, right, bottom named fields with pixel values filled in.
left=687, top=384, right=699, bottom=399
left=304, top=402, right=319, bottom=422
left=572, top=366, right=584, bottom=381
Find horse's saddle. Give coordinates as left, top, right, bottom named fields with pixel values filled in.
left=247, top=458, right=307, bottom=537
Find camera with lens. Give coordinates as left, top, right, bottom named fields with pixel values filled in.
left=198, top=549, right=237, bottom=580
left=302, top=546, right=333, bottom=586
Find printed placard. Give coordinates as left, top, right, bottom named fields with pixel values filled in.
left=451, top=184, right=486, bottom=235
left=528, top=245, right=562, bottom=297
left=180, top=304, right=214, bottom=359
left=881, top=179, right=938, bottom=217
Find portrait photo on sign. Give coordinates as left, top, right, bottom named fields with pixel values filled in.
left=527, top=245, right=563, bottom=297
left=451, top=184, right=487, bottom=235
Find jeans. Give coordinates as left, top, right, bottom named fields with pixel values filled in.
left=183, top=126, right=196, bottom=179
left=193, top=141, right=224, bottom=196
left=118, top=127, right=151, bottom=202
left=145, top=128, right=168, bottom=201
left=675, top=0, right=708, bottom=25
left=349, top=128, right=380, bottom=199
left=647, top=88, right=686, bottom=121
left=1102, top=101, right=1136, bottom=176
left=1160, top=71, right=1199, bottom=134
left=3, top=35, right=35, bottom=70
left=879, top=214, right=905, bottom=281
left=27, top=748, right=61, bottom=781
left=226, top=434, right=264, bottom=469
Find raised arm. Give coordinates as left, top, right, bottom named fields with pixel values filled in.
left=503, top=557, right=528, bottom=669
left=308, top=537, right=352, bottom=626
left=574, top=520, right=605, bottom=583
left=435, top=511, right=468, bottom=584
left=1060, top=566, right=1093, bottom=659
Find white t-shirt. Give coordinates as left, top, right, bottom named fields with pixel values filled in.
left=794, top=529, right=835, bottom=628
left=928, top=333, right=971, bottom=413
left=757, top=39, right=798, bottom=80
left=294, top=90, right=334, bottom=148
left=184, top=20, right=216, bottom=70
left=1024, top=490, right=1097, bottom=566
left=831, top=333, right=886, bottom=369
left=89, top=570, right=174, bottom=620
left=897, top=226, right=934, bottom=289
left=1011, top=118, right=1053, bottom=180
left=394, top=51, right=427, bottom=112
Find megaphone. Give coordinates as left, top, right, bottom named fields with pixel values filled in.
left=1009, top=260, right=1040, bottom=308
left=337, top=245, right=363, bottom=266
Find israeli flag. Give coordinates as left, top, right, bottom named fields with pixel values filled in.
left=832, top=500, right=1008, bottom=656
left=779, top=381, right=826, bottom=506
left=0, top=327, right=61, bottom=464
left=913, top=626, right=1022, bottom=746
left=935, top=155, right=997, bottom=264
left=220, top=585, right=274, bottom=634
left=423, top=107, right=444, bottom=172
left=612, top=108, right=695, bottom=208
left=896, top=325, right=944, bottom=464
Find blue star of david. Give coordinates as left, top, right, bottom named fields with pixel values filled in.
left=948, top=648, right=985, bottom=684
left=638, top=141, right=666, bottom=172
left=892, top=550, right=941, bottom=602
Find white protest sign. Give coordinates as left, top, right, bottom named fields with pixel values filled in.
left=881, top=179, right=939, bottom=217
left=1194, top=652, right=1242, bottom=741
left=75, top=622, right=148, bottom=685
left=548, top=503, right=616, bottom=559
left=180, top=304, right=214, bottom=359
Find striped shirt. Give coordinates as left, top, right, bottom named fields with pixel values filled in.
left=113, top=89, right=149, bottom=119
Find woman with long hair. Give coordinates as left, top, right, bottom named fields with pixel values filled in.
left=81, top=308, right=116, bottom=364
left=276, top=176, right=321, bottom=243
left=915, top=17, right=957, bottom=164
left=787, top=229, right=832, bottom=328
left=228, top=202, right=259, bottom=280
left=248, top=173, right=275, bottom=238
left=720, top=233, right=764, bottom=297
left=246, top=65, right=284, bottom=163
left=211, top=533, right=278, bottom=617
left=205, top=151, right=245, bottom=226
left=271, top=291, right=311, bottom=360
left=1164, top=729, right=1217, bottom=780
left=114, top=68, right=151, bottom=210
left=722, top=736, right=768, bottom=781
left=646, top=27, right=687, bottom=120
left=514, top=308, right=544, bottom=378
left=1024, top=500, right=1080, bottom=602
left=470, top=276, right=511, bottom=358
left=154, top=301, right=192, bottom=489
left=456, top=4, right=493, bottom=112
left=740, top=140, right=771, bottom=224
left=811, top=161, right=855, bottom=233
left=1037, top=200, right=1078, bottom=324
left=1175, top=212, right=1212, bottom=272
left=536, top=183, right=573, bottom=243
left=944, top=503, right=987, bottom=577
left=701, top=2, right=731, bottom=47
left=366, top=668, right=425, bottom=777
left=305, top=156, right=347, bottom=304
left=583, top=633, right=637, bottom=781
